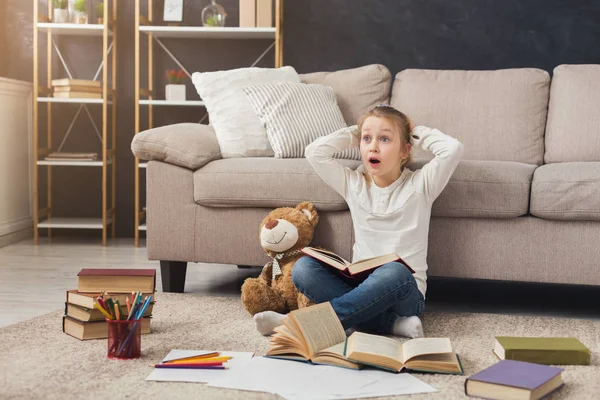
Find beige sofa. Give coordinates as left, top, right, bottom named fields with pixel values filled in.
left=131, top=64, right=600, bottom=293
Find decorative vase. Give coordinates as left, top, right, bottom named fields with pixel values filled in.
left=166, top=84, right=186, bottom=101
left=53, top=9, right=70, bottom=23
left=73, top=11, right=88, bottom=24
left=201, top=0, right=227, bottom=27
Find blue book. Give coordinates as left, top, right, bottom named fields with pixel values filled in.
left=465, top=360, right=564, bottom=399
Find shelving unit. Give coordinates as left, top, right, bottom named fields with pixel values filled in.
left=32, top=1, right=117, bottom=246
left=133, top=0, right=284, bottom=247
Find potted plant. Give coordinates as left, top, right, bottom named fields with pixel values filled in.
left=53, top=0, right=70, bottom=23
left=96, top=2, right=104, bottom=24
left=165, top=69, right=186, bottom=101
left=73, top=0, right=88, bottom=24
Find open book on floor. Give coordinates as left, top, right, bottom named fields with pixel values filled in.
left=266, top=302, right=463, bottom=374
left=266, top=302, right=361, bottom=370
left=345, top=331, right=463, bottom=374
left=301, top=247, right=415, bottom=278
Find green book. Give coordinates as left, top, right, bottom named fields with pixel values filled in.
left=494, top=336, right=591, bottom=365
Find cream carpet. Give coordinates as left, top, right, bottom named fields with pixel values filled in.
left=1, top=293, right=599, bottom=399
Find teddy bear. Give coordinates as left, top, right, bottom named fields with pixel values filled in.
left=240, top=201, right=317, bottom=316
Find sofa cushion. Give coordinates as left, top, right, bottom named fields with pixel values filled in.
left=243, top=82, right=358, bottom=159
left=300, top=64, right=391, bottom=126
left=408, top=159, right=536, bottom=218
left=194, top=158, right=361, bottom=210
left=391, top=68, right=550, bottom=165
left=131, top=123, right=221, bottom=170
left=196, top=158, right=534, bottom=218
left=191, top=66, right=301, bottom=158
left=544, top=65, right=600, bottom=163
left=530, top=162, right=600, bottom=221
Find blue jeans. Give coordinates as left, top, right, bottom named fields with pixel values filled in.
left=292, top=256, right=425, bottom=335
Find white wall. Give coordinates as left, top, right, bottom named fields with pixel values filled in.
left=0, top=77, right=33, bottom=237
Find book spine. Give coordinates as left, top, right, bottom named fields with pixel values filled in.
left=505, top=350, right=591, bottom=365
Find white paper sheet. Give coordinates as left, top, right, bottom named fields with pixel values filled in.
left=145, top=350, right=254, bottom=383
left=280, top=370, right=437, bottom=400
left=207, top=356, right=377, bottom=397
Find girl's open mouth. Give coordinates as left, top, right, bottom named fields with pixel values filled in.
left=368, top=157, right=381, bottom=167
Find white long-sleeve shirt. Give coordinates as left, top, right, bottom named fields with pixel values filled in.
left=305, top=125, right=464, bottom=297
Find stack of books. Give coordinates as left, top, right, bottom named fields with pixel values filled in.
left=51, top=78, right=103, bottom=99
left=62, top=269, right=156, bottom=340
left=44, top=152, right=99, bottom=162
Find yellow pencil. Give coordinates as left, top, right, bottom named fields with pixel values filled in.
left=164, top=356, right=232, bottom=365
left=113, top=303, right=120, bottom=320
left=94, top=302, right=113, bottom=320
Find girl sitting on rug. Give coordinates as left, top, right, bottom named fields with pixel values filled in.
left=254, top=104, right=463, bottom=338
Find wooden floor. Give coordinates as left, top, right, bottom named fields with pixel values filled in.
left=1, top=237, right=599, bottom=328
left=0, top=237, right=258, bottom=328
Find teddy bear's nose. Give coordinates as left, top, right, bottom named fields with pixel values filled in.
left=265, top=220, right=279, bottom=230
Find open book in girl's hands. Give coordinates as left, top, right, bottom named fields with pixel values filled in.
left=300, top=247, right=415, bottom=278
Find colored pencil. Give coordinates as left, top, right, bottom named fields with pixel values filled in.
left=162, top=351, right=219, bottom=363
left=153, top=364, right=227, bottom=369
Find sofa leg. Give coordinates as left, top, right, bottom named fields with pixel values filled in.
left=237, top=265, right=254, bottom=269
left=160, top=261, right=187, bottom=293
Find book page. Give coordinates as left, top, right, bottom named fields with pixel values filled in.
left=347, top=332, right=403, bottom=362
left=402, top=338, right=453, bottom=363
left=302, top=247, right=349, bottom=270
left=348, top=253, right=400, bottom=274
left=290, top=303, right=346, bottom=357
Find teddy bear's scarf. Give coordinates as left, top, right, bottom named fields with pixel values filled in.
left=267, top=249, right=302, bottom=280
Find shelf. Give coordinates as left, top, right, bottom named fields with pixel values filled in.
left=37, top=217, right=112, bottom=229
left=139, top=99, right=205, bottom=106
left=139, top=26, right=275, bottom=39
left=139, top=162, right=147, bottom=168
left=37, top=22, right=113, bottom=36
left=37, top=159, right=112, bottom=167
left=139, top=223, right=146, bottom=231
left=37, top=97, right=111, bottom=104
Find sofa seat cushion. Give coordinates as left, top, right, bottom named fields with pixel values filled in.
left=407, top=159, right=536, bottom=218
left=530, top=162, right=600, bottom=221
left=194, top=158, right=361, bottom=210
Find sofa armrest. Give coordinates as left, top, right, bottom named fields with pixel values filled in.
left=131, top=123, right=221, bottom=170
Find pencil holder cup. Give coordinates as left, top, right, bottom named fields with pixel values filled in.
left=106, top=318, right=142, bottom=359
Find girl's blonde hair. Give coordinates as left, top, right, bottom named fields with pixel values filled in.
left=357, top=104, right=413, bottom=169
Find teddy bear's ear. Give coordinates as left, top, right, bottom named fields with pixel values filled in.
left=296, top=201, right=319, bottom=227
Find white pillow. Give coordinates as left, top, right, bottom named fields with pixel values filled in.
left=243, top=81, right=360, bottom=159
left=192, top=66, right=301, bottom=158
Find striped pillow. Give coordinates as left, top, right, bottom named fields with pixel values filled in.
left=243, top=82, right=361, bottom=159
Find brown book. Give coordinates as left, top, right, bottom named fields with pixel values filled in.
left=54, top=85, right=103, bottom=93
left=66, top=290, right=156, bottom=309
left=65, top=302, right=154, bottom=322
left=267, top=302, right=463, bottom=374
left=53, top=91, right=102, bottom=99
left=62, top=315, right=151, bottom=340
left=77, top=269, right=156, bottom=293
left=300, top=247, right=414, bottom=278
left=51, top=78, right=101, bottom=87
